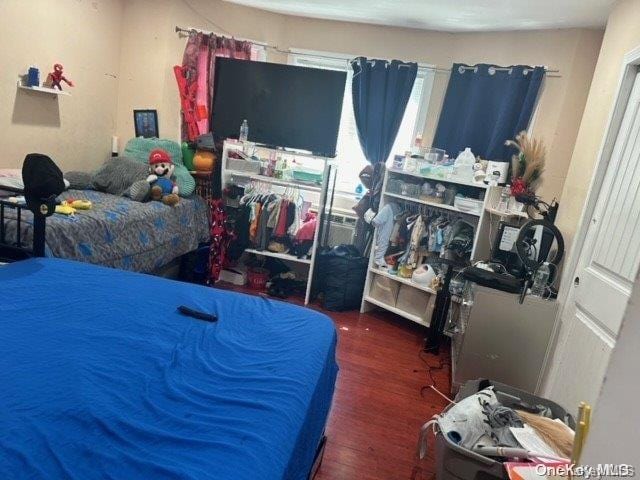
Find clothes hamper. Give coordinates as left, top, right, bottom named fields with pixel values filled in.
left=434, top=379, right=575, bottom=480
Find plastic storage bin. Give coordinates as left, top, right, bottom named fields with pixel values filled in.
left=434, top=379, right=575, bottom=480
left=228, top=157, right=261, bottom=174
left=369, top=274, right=400, bottom=306
left=291, top=166, right=324, bottom=184
left=454, top=197, right=483, bottom=215
left=396, top=285, right=435, bottom=319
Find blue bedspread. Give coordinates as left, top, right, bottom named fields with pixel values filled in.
left=0, top=259, right=338, bottom=479
left=1, top=190, right=210, bottom=273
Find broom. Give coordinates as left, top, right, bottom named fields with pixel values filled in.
left=516, top=410, right=574, bottom=459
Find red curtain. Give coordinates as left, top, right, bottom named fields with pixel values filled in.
left=180, top=32, right=255, bottom=142
left=179, top=32, right=257, bottom=284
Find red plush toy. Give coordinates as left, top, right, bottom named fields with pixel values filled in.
left=48, top=63, right=74, bottom=91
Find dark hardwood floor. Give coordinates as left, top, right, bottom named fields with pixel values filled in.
left=316, top=308, right=450, bottom=480
left=218, top=283, right=451, bottom=480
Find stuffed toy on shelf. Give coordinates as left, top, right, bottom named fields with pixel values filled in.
left=47, top=63, right=74, bottom=91
left=147, top=149, right=179, bottom=206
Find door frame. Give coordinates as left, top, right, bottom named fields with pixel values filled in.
left=541, top=44, right=640, bottom=393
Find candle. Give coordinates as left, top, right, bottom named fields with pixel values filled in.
left=111, top=135, right=118, bottom=157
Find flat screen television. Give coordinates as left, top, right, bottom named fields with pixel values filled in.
left=211, top=58, right=347, bottom=157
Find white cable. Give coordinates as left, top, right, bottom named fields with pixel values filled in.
left=473, top=446, right=569, bottom=463
left=429, top=385, right=456, bottom=405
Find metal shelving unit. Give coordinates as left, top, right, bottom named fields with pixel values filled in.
left=383, top=191, right=481, bottom=216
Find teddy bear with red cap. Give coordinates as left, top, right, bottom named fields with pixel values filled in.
left=147, top=148, right=179, bottom=206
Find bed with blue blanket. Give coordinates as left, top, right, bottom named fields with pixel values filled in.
left=0, top=258, right=338, bottom=479
left=0, top=189, right=209, bottom=272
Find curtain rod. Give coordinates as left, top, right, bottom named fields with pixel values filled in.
left=175, top=26, right=561, bottom=77
left=175, top=26, right=269, bottom=47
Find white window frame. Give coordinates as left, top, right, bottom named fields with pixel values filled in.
left=251, top=44, right=267, bottom=61
left=288, top=48, right=435, bottom=193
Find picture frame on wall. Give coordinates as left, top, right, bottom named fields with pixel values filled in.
left=133, top=109, right=159, bottom=138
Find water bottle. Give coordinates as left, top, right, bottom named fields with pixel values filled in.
left=455, top=147, right=476, bottom=166
left=355, top=183, right=364, bottom=200
left=530, top=262, right=551, bottom=297
left=239, top=119, right=249, bottom=142
left=274, top=151, right=284, bottom=179
left=497, top=184, right=511, bottom=212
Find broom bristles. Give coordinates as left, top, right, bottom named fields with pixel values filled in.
left=505, top=131, right=546, bottom=186
left=516, top=410, right=574, bottom=459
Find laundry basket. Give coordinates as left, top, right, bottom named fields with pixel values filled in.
left=431, top=379, right=574, bottom=480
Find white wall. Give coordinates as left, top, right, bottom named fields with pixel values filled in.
left=556, top=0, right=640, bottom=252
left=0, top=0, right=603, bottom=230
left=0, top=0, right=124, bottom=172
left=115, top=0, right=603, bottom=210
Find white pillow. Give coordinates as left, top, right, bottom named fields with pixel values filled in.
left=0, top=169, right=69, bottom=191
left=0, top=169, right=23, bottom=190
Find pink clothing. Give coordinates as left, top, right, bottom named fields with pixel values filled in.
left=180, top=32, right=255, bottom=141
left=295, top=212, right=317, bottom=242
left=195, top=45, right=210, bottom=135
left=274, top=200, right=289, bottom=237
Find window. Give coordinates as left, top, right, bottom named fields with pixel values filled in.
left=289, top=50, right=435, bottom=194
left=250, top=44, right=267, bottom=61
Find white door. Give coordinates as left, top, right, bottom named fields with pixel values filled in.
left=545, top=71, right=640, bottom=409
left=580, top=259, right=640, bottom=466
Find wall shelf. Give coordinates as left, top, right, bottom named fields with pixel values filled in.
left=387, top=167, right=488, bottom=189
left=17, top=81, right=70, bottom=96
left=227, top=170, right=322, bottom=193
left=485, top=206, right=529, bottom=219
left=383, top=191, right=481, bottom=216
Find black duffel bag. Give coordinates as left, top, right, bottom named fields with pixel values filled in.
left=315, top=244, right=368, bottom=311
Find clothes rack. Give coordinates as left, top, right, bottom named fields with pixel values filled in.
left=220, top=140, right=334, bottom=304
left=360, top=165, right=495, bottom=328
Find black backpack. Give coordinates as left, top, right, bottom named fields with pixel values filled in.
left=22, top=153, right=65, bottom=204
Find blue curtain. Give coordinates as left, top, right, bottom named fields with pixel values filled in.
left=351, top=57, right=418, bottom=164
left=433, top=63, right=545, bottom=161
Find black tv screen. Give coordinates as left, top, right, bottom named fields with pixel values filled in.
left=212, top=58, right=346, bottom=157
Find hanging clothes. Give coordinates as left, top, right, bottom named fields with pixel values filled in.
left=249, top=201, right=262, bottom=241
left=398, top=214, right=425, bottom=272
left=291, top=212, right=317, bottom=258
left=227, top=203, right=251, bottom=262
left=256, top=201, right=272, bottom=251
left=371, top=202, right=401, bottom=267
left=274, top=199, right=290, bottom=237
left=230, top=187, right=313, bottom=258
